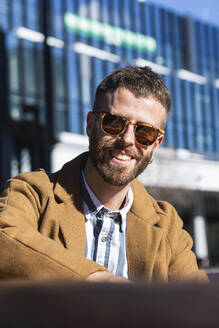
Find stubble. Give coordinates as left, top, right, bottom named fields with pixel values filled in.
left=88, top=129, right=153, bottom=187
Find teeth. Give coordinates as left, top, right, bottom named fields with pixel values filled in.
left=113, top=153, right=131, bottom=161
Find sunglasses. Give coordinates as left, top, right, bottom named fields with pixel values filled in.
left=92, top=111, right=164, bottom=146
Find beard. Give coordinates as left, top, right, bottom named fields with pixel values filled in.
left=88, top=129, right=154, bottom=187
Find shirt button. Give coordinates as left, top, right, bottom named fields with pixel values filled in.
left=101, top=236, right=107, bottom=242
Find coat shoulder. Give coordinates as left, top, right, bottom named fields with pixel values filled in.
left=132, top=179, right=183, bottom=229
left=152, top=197, right=184, bottom=233
left=2, top=169, right=61, bottom=206
left=7, top=169, right=56, bottom=190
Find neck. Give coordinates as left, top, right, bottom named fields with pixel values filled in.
left=84, top=158, right=130, bottom=211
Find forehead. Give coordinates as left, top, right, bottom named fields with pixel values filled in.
left=95, top=88, right=167, bottom=128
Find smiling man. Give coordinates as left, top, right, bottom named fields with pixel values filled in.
left=0, top=66, right=208, bottom=282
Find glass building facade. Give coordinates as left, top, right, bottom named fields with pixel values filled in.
left=1, top=0, right=219, bottom=267
left=0, top=0, right=219, bottom=155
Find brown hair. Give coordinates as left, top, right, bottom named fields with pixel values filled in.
left=93, top=66, right=171, bottom=121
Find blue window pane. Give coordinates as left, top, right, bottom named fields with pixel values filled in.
left=184, top=81, right=195, bottom=151
left=175, top=78, right=185, bottom=149
left=12, top=0, right=23, bottom=27
left=54, top=102, right=67, bottom=133
left=7, top=34, right=19, bottom=93
left=0, top=0, right=9, bottom=30
left=212, top=87, right=219, bottom=153
left=163, top=75, right=175, bottom=148
left=23, top=41, right=37, bottom=97
left=68, top=100, right=81, bottom=134
left=193, top=84, right=204, bottom=152
left=51, top=47, right=65, bottom=100
left=66, top=50, right=79, bottom=102
left=202, top=84, right=213, bottom=152
left=50, top=0, right=64, bottom=39
left=26, top=0, right=39, bottom=30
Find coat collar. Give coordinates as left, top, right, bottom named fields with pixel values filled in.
left=130, top=179, right=165, bottom=225
left=52, top=152, right=88, bottom=211
left=52, top=152, right=165, bottom=226
left=50, top=153, right=88, bottom=252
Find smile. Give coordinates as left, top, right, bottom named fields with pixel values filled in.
left=110, top=150, right=134, bottom=162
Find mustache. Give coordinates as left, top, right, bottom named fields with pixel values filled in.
left=102, top=139, right=142, bottom=160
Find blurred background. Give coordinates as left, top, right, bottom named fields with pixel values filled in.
left=0, top=0, right=219, bottom=271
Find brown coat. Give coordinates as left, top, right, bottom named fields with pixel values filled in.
left=0, top=153, right=207, bottom=282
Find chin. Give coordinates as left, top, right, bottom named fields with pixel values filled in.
left=96, top=164, right=139, bottom=187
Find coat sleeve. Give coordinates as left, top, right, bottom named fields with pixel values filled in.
left=0, top=175, right=108, bottom=280
left=158, top=201, right=208, bottom=282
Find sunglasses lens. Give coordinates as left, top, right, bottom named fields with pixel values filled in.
left=135, top=125, right=158, bottom=146
left=99, top=112, right=160, bottom=146
left=102, top=113, right=125, bottom=135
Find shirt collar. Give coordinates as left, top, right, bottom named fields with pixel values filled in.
left=81, top=170, right=133, bottom=222
left=81, top=170, right=103, bottom=216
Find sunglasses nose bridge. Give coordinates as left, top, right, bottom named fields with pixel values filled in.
left=119, top=120, right=137, bottom=145
left=124, top=120, right=136, bottom=130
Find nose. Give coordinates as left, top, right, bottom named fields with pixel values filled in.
left=119, top=124, right=136, bottom=146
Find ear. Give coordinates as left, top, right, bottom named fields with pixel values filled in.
left=151, top=135, right=164, bottom=157
left=86, top=112, right=95, bottom=137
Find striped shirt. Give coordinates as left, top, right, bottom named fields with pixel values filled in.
left=81, top=170, right=133, bottom=278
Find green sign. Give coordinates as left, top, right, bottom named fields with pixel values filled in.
left=64, top=12, right=156, bottom=54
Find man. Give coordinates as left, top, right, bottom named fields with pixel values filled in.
left=0, top=66, right=207, bottom=282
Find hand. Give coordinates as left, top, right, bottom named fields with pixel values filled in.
left=86, top=271, right=132, bottom=283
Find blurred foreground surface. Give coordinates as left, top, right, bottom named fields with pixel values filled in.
left=0, top=276, right=219, bottom=328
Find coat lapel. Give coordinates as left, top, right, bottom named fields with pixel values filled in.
left=52, top=153, right=88, bottom=254
left=127, top=179, right=164, bottom=282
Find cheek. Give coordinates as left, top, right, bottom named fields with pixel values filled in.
left=135, top=141, right=148, bottom=155
left=92, top=130, right=113, bottom=150
left=139, top=143, right=155, bottom=159
left=98, top=130, right=117, bottom=144
left=101, top=135, right=117, bottom=149
left=86, top=114, right=95, bottom=137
